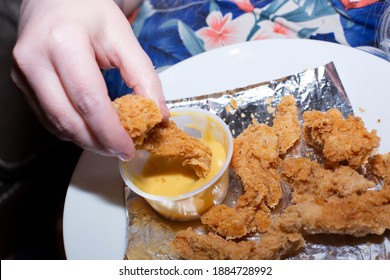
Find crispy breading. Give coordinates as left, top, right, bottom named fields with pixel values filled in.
left=195, top=95, right=300, bottom=245
left=138, top=121, right=212, bottom=178
left=231, top=123, right=282, bottom=208
left=236, top=168, right=282, bottom=209
left=254, top=207, right=271, bottom=233
left=280, top=186, right=390, bottom=237
left=231, top=95, right=300, bottom=209
left=281, top=157, right=375, bottom=203
left=303, top=108, right=380, bottom=168
left=233, top=123, right=280, bottom=169
left=172, top=228, right=255, bottom=260
left=200, top=205, right=256, bottom=239
left=368, top=152, right=390, bottom=184
left=273, top=95, right=301, bottom=154
left=250, top=230, right=304, bottom=260
left=172, top=227, right=304, bottom=260
left=113, top=94, right=212, bottom=178
left=112, top=94, right=162, bottom=145
left=200, top=199, right=271, bottom=239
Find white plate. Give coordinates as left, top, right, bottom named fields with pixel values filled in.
left=63, top=39, right=390, bottom=259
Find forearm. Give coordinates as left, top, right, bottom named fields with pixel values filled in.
left=114, top=0, right=143, bottom=17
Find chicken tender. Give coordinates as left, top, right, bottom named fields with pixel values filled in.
left=233, top=123, right=280, bottom=169
left=253, top=206, right=272, bottom=233
left=201, top=202, right=271, bottom=239
left=173, top=228, right=255, bottom=260
left=138, top=121, right=212, bottom=178
left=113, top=94, right=212, bottom=178
left=281, top=157, right=375, bottom=203
left=172, top=227, right=304, bottom=260
left=200, top=205, right=256, bottom=239
left=273, top=95, right=301, bottom=154
left=281, top=186, right=390, bottom=237
left=250, top=230, right=304, bottom=260
left=112, top=94, right=162, bottom=145
left=231, top=95, right=300, bottom=208
left=303, top=108, right=380, bottom=168
left=231, top=123, right=282, bottom=208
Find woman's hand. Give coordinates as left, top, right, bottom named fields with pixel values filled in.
left=12, top=0, right=169, bottom=160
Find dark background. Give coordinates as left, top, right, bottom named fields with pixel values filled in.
left=0, top=0, right=82, bottom=259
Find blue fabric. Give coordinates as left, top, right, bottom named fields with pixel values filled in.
left=330, top=0, right=388, bottom=46
left=104, top=0, right=389, bottom=99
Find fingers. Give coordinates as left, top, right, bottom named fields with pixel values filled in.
left=103, top=22, right=170, bottom=121
left=49, top=34, right=136, bottom=159
left=12, top=37, right=135, bottom=159
left=12, top=49, right=103, bottom=153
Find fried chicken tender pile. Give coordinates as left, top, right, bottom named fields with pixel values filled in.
left=173, top=95, right=305, bottom=259
left=199, top=95, right=300, bottom=240
left=172, top=95, right=390, bottom=260
left=112, top=94, right=212, bottom=178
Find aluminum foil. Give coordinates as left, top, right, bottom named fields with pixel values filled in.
left=124, top=62, right=389, bottom=260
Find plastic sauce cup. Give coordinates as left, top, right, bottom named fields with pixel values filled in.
left=119, top=108, right=233, bottom=221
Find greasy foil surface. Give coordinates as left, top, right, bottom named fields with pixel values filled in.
left=124, top=62, right=389, bottom=260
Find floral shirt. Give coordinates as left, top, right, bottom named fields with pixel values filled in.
left=104, top=0, right=389, bottom=98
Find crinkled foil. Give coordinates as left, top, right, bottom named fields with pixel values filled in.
left=124, top=62, right=390, bottom=260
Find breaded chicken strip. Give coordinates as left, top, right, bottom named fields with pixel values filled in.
left=281, top=186, right=390, bottom=237
left=200, top=205, right=256, bottom=239
left=113, top=94, right=212, bottom=178
left=173, top=228, right=255, bottom=260
left=250, top=230, right=304, bottom=260
left=254, top=206, right=272, bottom=233
left=200, top=203, right=271, bottom=239
left=172, top=227, right=304, bottom=260
left=273, top=95, right=301, bottom=154
left=138, top=121, right=212, bottom=178
left=303, top=108, right=380, bottom=168
left=281, top=157, right=375, bottom=203
left=231, top=123, right=282, bottom=208
left=112, top=94, right=162, bottom=145
left=231, top=95, right=300, bottom=208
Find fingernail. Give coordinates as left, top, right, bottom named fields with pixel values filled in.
left=117, top=153, right=131, bottom=161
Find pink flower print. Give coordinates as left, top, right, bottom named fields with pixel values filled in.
left=252, top=20, right=297, bottom=40
left=272, top=22, right=291, bottom=36
left=196, top=11, right=254, bottom=50
left=230, top=0, right=255, bottom=13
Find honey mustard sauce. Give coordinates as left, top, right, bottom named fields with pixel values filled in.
left=132, top=139, right=226, bottom=197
